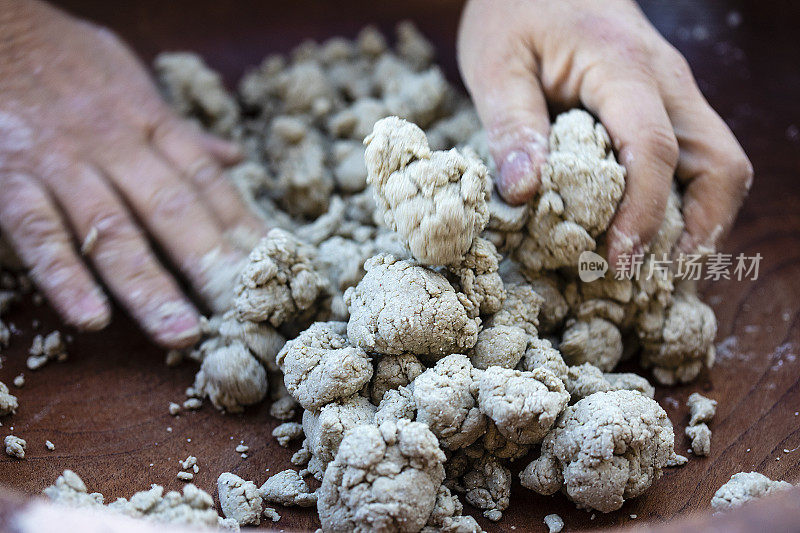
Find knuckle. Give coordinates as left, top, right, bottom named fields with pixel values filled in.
left=147, top=184, right=192, bottom=218
left=722, top=153, right=755, bottom=192
left=90, top=209, right=144, bottom=245
left=640, top=127, right=679, bottom=168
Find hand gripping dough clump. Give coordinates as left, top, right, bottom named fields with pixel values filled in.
left=477, top=366, right=569, bottom=445
left=520, top=390, right=685, bottom=513
left=193, top=340, right=268, bottom=413
left=317, top=419, right=446, bottom=533
left=234, top=229, right=328, bottom=326
left=711, top=472, right=794, bottom=512
left=364, top=116, right=491, bottom=267
left=515, top=110, right=625, bottom=271
left=217, top=472, right=263, bottom=526
left=344, top=254, right=480, bottom=359
left=276, top=321, right=372, bottom=410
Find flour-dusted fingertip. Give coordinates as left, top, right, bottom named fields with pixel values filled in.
left=147, top=300, right=202, bottom=348
left=497, top=149, right=541, bottom=205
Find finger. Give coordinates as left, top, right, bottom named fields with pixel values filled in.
left=198, top=131, right=244, bottom=165
left=0, top=173, right=110, bottom=331
left=580, top=70, right=679, bottom=268
left=42, top=162, right=202, bottom=348
left=98, top=146, right=244, bottom=310
left=656, top=51, right=753, bottom=254
left=151, top=117, right=266, bottom=237
left=457, top=2, right=550, bottom=205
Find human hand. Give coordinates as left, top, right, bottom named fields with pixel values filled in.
left=0, top=1, right=265, bottom=347
left=457, top=0, right=753, bottom=266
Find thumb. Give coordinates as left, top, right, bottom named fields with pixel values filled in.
left=458, top=2, right=550, bottom=205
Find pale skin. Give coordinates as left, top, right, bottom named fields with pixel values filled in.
left=0, top=0, right=752, bottom=349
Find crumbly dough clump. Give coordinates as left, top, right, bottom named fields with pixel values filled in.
left=711, top=472, right=794, bottom=512
left=0, top=380, right=19, bottom=416
left=318, top=419, right=446, bottom=533
left=345, top=254, right=479, bottom=359
left=687, top=392, right=717, bottom=426
left=364, top=116, right=491, bottom=267
left=515, top=110, right=625, bottom=271
left=521, top=390, right=684, bottom=512
left=234, top=229, right=328, bottom=327
left=4, top=435, right=26, bottom=459
left=44, top=470, right=227, bottom=529
left=478, top=366, right=569, bottom=445
left=193, top=339, right=268, bottom=412
left=217, top=472, right=263, bottom=526
left=259, top=469, right=317, bottom=507
left=276, top=321, right=372, bottom=410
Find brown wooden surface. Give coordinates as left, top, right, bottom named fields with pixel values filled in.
left=2, top=1, right=800, bottom=531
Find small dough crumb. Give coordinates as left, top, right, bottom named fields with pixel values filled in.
left=711, top=472, right=794, bottom=511
left=177, top=471, right=194, bottom=482
left=45, top=440, right=55, bottom=451
left=544, top=513, right=565, bottom=533
left=272, top=422, right=304, bottom=447
left=685, top=423, right=712, bottom=456
left=5, top=435, right=26, bottom=459
left=259, top=469, right=317, bottom=507
left=687, top=392, right=717, bottom=426
left=13, top=374, right=24, bottom=388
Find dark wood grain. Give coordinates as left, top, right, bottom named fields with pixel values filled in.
left=1, top=1, right=799, bottom=531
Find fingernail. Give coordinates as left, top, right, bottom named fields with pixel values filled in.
left=498, top=150, right=536, bottom=205
left=76, top=290, right=111, bottom=331
left=150, top=301, right=201, bottom=346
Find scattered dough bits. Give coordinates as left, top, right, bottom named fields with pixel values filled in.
left=711, top=472, right=794, bottom=512
left=43, top=470, right=234, bottom=530
left=27, top=331, right=67, bottom=370
left=686, top=392, right=717, bottom=456
left=4, top=435, right=26, bottom=459
left=0, top=381, right=19, bottom=416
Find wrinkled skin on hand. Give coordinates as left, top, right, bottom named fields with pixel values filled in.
left=0, top=2, right=264, bottom=347
left=459, top=0, right=752, bottom=269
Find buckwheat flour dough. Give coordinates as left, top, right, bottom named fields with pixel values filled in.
left=711, top=472, right=794, bottom=511
left=687, top=392, right=717, bottom=425
left=234, top=229, right=328, bottom=327
left=514, top=110, right=625, bottom=271
left=192, top=340, right=268, bottom=412
left=345, top=255, right=480, bottom=359
left=154, top=52, right=239, bottom=136
left=520, top=390, right=686, bottom=512
left=685, top=423, right=712, bottom=456
left=0, top=380, right=18, bottom=416
left=276, top=321, right=372, bottom=410
left=217, top=472, right=263, bottom=526
left=27, top=330, right=67, bottom=370
left=4, top=435, right=25, bottom=458
left=44, top=470, right=235, bottom=530
left=259, top=469, right=317, bottom=507
left=317, top=419, right=446, bottom=533
left=364, top=116, right=491, bottom=267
